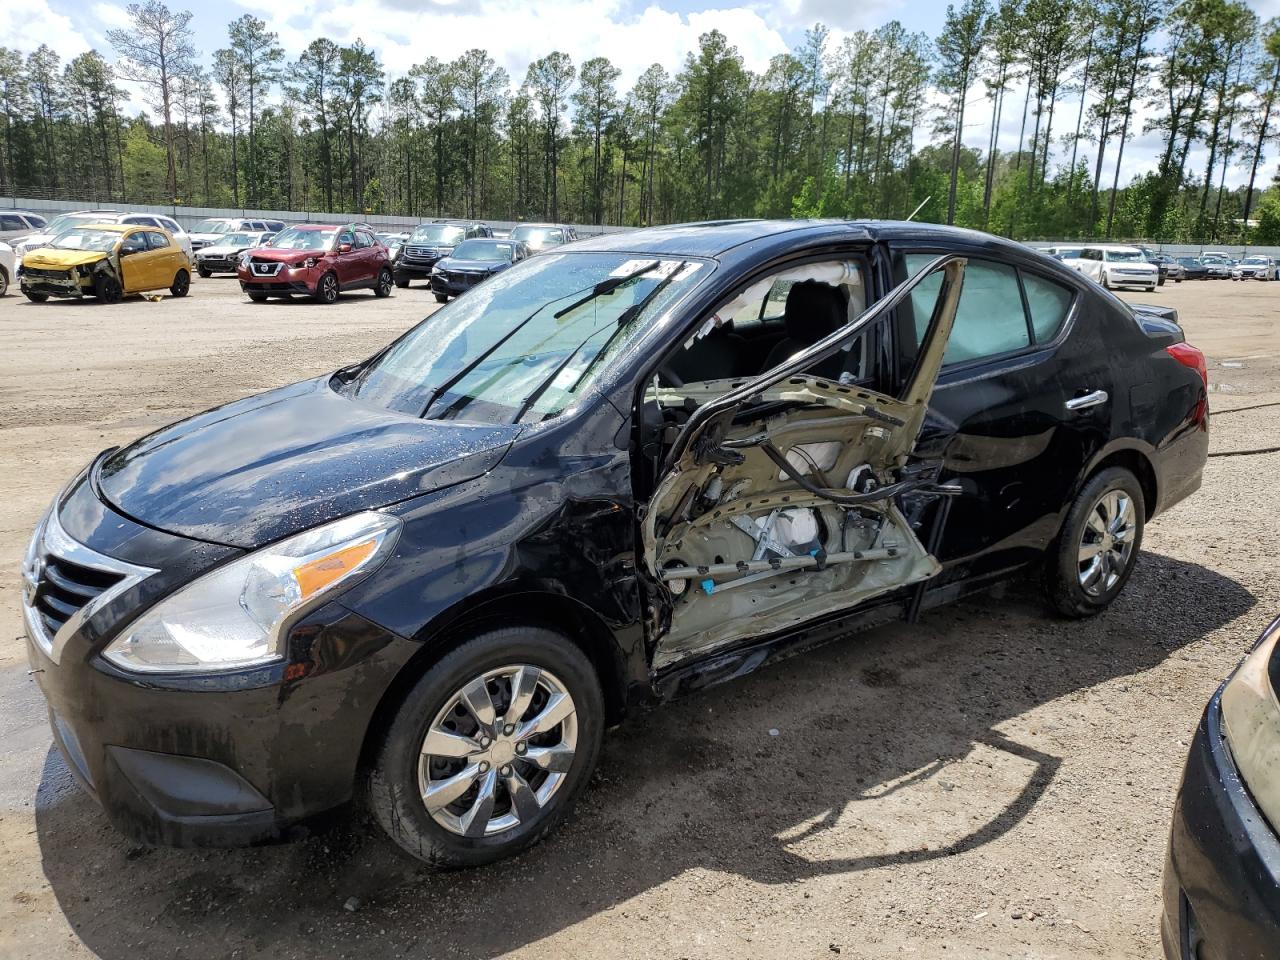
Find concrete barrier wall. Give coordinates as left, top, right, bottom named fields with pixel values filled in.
left=2, top=196, right=635, bottom=237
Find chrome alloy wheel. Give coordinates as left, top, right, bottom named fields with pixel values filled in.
left=1077, top=490, right=1135, bottom=597
left=418, top=664, right=578, bottom=837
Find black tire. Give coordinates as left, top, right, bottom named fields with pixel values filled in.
left=394, top=277, right=410, bottom=289
left=1145, top=286, right=1156, bottom=293
left=93, top=272, right=122, bottom=304
left=0, top=267, right=8, bottom=297
left=1175, top=278, right=1182, bottom=283
left=197, top=267, right=211, bottom=279
left=1043, top=466, right=1145, bottom=618
left=247, top=292, right=268, bottom=303
left=1100, top=273, right=1111, bottom=290
left=367, top=625, right=604, bottom=869
left=24, top=290, right=48, bottom=303
left=313, top=271, right=339, bottom=304
left=374, top=267, right=393, bottom=297
left=434, top=293, right=449, bottom=304
left=170, top=269, right=190, bottom=297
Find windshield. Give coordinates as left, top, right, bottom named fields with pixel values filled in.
left=1106, top=250, right=1144, bottom=262
left=215, top=233, right=254, bottom=247
left=511, top=226, right=565, bottom=245
left=46, top=213, right=105, bottom=235
left=411, top=224, right=465, bottom=244
left=1056, top=248, right=1082, bottom=258
left=192, top=220, right=232, bottom=234
left=1177, top=258, right=1199, bottom=266
left=49, top=228, right=120, bottom=252
left=452, top=240, right=514, bottom=262
left=1243, top=257, right=1269, bottom=265
left=342, top=253, right=708, bottom=423
left=271, top=226, right=335, bottom=250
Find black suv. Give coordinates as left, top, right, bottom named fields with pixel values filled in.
left=394, top=220, right=493, bottom=288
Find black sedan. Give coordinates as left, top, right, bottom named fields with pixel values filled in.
left=1178, top=257, right=1210, bottom=280
left=1163, top=614, right=1280, bottom=959
left=429, top=238, right=528, bottom=302
left=21, top=220, right=1208, bottom=868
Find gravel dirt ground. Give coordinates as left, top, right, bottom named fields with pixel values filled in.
left=0, top=272, right=1277, bottom=960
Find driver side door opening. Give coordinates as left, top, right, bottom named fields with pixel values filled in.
left=637, top=254, right=967, bottom=670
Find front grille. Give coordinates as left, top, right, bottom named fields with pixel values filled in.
left=32, top=556, right=123, bottom=638
left=249, top=259, right=282, bottom=276
left=405, top=246, right=439, bottom=261
left=21, top=509, right=155, bottom=664
left=24, top=267, right=70, bottom=280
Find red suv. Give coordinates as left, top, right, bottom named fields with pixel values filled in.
left=237, top=223, right=393, bottom=303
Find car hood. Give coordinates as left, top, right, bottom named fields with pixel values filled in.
left=249, top=248, right=323, bottom=264
left=438, top=258, right=507, bottom=271
left=22, top=247, right=113, bottom=268
left=95, top=376, right=521, bottom=549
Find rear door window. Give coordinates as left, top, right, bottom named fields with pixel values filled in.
left=0, top=214, right=26, bottom=230
left=145, top=230, right=171, bottom=250
left=1022, top=272, right=1074, bottom=342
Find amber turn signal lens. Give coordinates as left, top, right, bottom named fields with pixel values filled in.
left=293, top=539, right=378, bottom=600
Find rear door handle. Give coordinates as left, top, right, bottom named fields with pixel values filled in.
left=1065, top=389, right=1109, bottom=411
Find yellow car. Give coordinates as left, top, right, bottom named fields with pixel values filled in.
left=19, top=222, right=192, bottom=303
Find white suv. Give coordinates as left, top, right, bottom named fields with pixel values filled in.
left=188, top=217, right=286, bottom=251
left=1061, top=245, right=1159, bottom=292
left=15, top=210, right=194, bottom=261
left=0, top=211, right=48, bottom=242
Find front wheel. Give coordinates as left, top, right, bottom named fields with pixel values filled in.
left=247, top=291, right=268, bottom=303
left=170, top=269, right=190, bottom=297
left=1043, top=467, right=1144, bottom=618
left=24, top=290, right=48, bottom=303
left=1100, top=273, right=1111, bottom=290
left=313, top=272, right=339, bottom=304
left=394, top=277, right=410, bottom=289
left=368, top=626, right=604, bottom=868
left=94, top=272, right=122, bottom=304
left=374, top=267, right=393, bottom=297
left=1175, top=278, right=1182, bottom=283
left=434, top=292, right=449, bottom=304
left=1146, top=285, right=1156, bottom=293
left=197, top=267, right=211, bottom=279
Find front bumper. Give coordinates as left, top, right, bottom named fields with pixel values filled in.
left=19, top=269, right=90, bottom=298
left=394, top=257, right=441, bottom=280
left=236, top=263, right=320, bottom=294
left=198, top=256, right=241, bottom=273
left=429, top=271, right=492, bottom=296
left=1162, top=691, right=1280, bottom=960
left=23, top=472, right=418, bottom=847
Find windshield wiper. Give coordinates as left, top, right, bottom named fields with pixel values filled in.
left=512, top=261, right=689, bottom=423
left=552, top=261, right=661, bottom=319
left=417, top=271, right=643, bottom=420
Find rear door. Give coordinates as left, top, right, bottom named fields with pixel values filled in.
left=888, top=247, right=1107, bottom=586
left=144, top=230, right=181, bottom=287
left=641, top=255, right=966, bottom=668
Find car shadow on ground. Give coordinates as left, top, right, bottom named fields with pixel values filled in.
left=34, top=551, right=1253, bottom=959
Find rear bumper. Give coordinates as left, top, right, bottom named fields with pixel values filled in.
left=1162, top=691, right=1280, bottom=960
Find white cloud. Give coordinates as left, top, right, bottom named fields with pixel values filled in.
left=10, top=0, right=93, bottom=56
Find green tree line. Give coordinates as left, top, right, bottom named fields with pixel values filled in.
left=3, top=0, right=1280, bottom=242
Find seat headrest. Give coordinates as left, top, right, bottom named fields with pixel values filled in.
left=784, top=280, right=847, bottom=345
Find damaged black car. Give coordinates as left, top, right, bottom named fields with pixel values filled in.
left=22, top=220, right=1209, bottom=867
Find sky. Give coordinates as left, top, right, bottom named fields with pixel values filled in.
left=19, top=0, right=1280, bottom=191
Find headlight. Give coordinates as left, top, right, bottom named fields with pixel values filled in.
left=102, top=511, right=401, bottom=674
left=1221, top=616, right=1280, bottom=831
left=300, top=256, right=318, bottom=269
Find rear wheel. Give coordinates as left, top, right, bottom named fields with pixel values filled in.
left=374, top=267, right=393, bottom=297
left=170, top=269, right=190, bottom=298
left=1044, top=467, right=1144, bottom=618
left=368, top=626, right=604, bottom=868
left=1146, top=285, right=1156, bottom=293
left=93, top=272, right=122, bottom=304
left=1100, top=272, right=1111, bottom=290
left=313, top=271, right=339, bottom=304
left=0, top=267, right=8, bottom=297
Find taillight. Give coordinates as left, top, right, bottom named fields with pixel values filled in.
left=1166, top=341, right=1208, bottom=387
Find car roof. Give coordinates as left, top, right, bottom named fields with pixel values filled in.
left=79, top=223, right=134, bottom=233
left=564, top=218, right=1046, bottom=262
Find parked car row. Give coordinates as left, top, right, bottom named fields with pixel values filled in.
left=1041, top=242, right=1280, bottom=289
left=13, top=210, right=195, bottom=262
